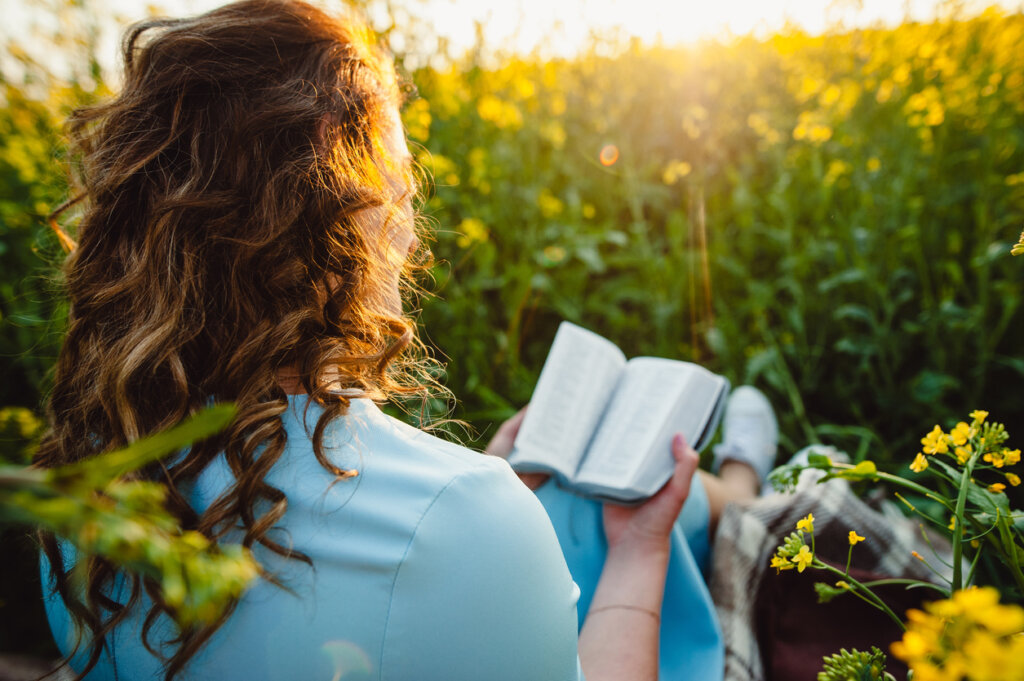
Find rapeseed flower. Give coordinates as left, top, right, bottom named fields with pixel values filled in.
left=797, top=513, right=814, bottom=533
left=950, top=422, right=973, bottom=446
left=848, top=531, right=865, bottom=546
left=455, top=218, right=489, bottom=249
left=1012, top=228, right=1024, bottom=256
left=792, top=545, right=814, bottom=573
left=987, top=483, right=1006, bottom=494
left=921, top=426, right=949, bottom=455
left=770, top=554, right=795, bottom=573
left=983, top=448, right=1018, bottom=468
left=910, top=453, right=929, bottom=473
left=970, top=410, right=989, bottom=424
left=892, top=587, right=1024, bottom=681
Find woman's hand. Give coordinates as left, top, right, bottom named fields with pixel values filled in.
left=484, top=406, right=549, bottom=490
left=579, top=435, right=700, bottom=681
left=602, top=434, right=700, bottom=554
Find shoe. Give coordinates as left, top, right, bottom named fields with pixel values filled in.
left=712, top=385, right=779, bottom=483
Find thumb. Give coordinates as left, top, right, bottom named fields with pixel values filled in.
left=666, top=433, right=699, bottom=502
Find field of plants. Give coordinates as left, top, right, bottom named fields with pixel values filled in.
left=1, top=1, right=1023, bottom=660
left=405, top=8, right=1024, bottom=460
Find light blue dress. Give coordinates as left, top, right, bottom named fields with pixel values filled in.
left=42, top=396, right=722, bottom=680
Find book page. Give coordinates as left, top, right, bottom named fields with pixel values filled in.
left=574, top=358, right=684, bottom=485
left=575, top=358, right=726, bottom=492
left=509, top=323, right=627, bottom=479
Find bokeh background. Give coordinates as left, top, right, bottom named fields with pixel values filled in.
left=2, top=0, right=1023, bottom=656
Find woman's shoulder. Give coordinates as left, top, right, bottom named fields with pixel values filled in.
left=281, top=395, right=516, bottom=493
left=268, top=393, right=524, bottom=516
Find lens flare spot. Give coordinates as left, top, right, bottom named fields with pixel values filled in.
left=599, top=144, right=619, bottom=166
left=321, top=640, right=372, bottom=681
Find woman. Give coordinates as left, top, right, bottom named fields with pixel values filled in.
left=37, top=2, right=749, bottom=679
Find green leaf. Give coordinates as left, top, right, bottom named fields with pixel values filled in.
left=814, top=581, right=847, bottom=604
left=826, top=460, right=878, bottom=482
left=58, top=404, right=237, bottom=485
left=965, top=480, right=1011, bottom=517
left=807, top=452, right=834, bottom=468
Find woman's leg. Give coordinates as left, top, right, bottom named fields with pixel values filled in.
left=699, top=462, right=761, bottom=539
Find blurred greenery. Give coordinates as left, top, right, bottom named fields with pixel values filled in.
left=2, top=0, right=1023, bottom=657
left=407, top=9, right=1024, bottom=461
left=0, top=405, right=258, bottom=656
left=1, top=405, right=258, bottom=625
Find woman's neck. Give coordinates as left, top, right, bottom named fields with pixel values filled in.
left=276, top=367, right=306, bottom=395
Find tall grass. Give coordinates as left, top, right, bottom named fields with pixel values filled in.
left=407, top=10, right=1024, bottom=463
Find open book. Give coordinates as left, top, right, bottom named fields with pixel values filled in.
left=508, top=322, right=729, bottom=503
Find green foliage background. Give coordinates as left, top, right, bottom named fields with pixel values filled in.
left=407, top=11, right=1024, bottom=459
left=1, top=2, right=1023, bottom=655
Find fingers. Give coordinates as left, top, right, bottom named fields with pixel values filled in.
left=667, top=433, right=699, bottom=499
left=503, top=405, right=529, bottom=435
left=484, top=405, right=529, bottom=458
left=518, top=472, right=550, bottom=491
left=484, top=406, right=548, bottom=490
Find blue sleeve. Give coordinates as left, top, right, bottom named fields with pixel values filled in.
left=380, top=459, right=584, bottom=681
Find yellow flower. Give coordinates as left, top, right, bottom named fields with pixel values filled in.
left=866, top=157, right=881, bottom=172
left=921, top=425, right=949, bottom=455
left=910, top=453, right=929, bottom=473
left=796, top=513, right=814, bottom=534
left=1006, top=472, right=1021, bottom=487
left=950, top=422, right=972, bottom=446
left=948, top=516, right=957, bottom=531
left=1005, top=449, right=1021, bottom=466
left=455, top=217, right=489, bottom=249
left=836, top=580, right=851, bottom=590
left=537, top=189, right=564, bottom=218
left=770, top=554, right=795, bottom=574
left=892, top=629, right=938, bottom=660
left=970, top=410, right=989, bottom=424
left=952, top=586, right=1000, bottom=612
left=662, top=160, right=692, bottom=185
left=848, top=531, right=865, bottom=546
left=892, top=581, right=1024, bottom=675
left=1012, top=228, right=1024, bottom=256
left=791, top=545, right=814, bottom=573
left=988, top=483, right=1006, bottom=494
left=955, top=445, right=972, bottom=464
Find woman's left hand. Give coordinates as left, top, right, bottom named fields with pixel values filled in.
left=485, top=406, right=549, bottom=490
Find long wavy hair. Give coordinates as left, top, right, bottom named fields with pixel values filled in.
left=34, top=1, right=437, bottom=678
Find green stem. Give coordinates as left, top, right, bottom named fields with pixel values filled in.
left=0, top=466, right=48, bottom=488
left=965, top=542, right=983, bottom=589
left=829, top=463, right=954, bottom=511
left=994, top=514, right=1024, bottom=595
left=819, top=563, right=906, bottom=630
left=860, top=578, right=950, bottom=596
left=951, top=451, right=978, bottom=592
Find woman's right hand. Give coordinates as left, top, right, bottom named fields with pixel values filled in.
left=602, top=434, right=700, bottom=554
left=578, top=434, right=700, bottom=681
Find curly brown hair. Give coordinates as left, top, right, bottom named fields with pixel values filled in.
left=34, top=1, right=437, bottom=678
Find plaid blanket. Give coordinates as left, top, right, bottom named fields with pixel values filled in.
left=709, top=467, right=945, bottom=681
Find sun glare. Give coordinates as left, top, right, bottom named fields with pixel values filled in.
left=412, top=0, right=1015, bottom=57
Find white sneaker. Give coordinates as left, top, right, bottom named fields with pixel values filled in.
left=712, top=385, right=779, bottom=482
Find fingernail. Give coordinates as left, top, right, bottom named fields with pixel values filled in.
left=673, top=433, right=686, bottom=448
